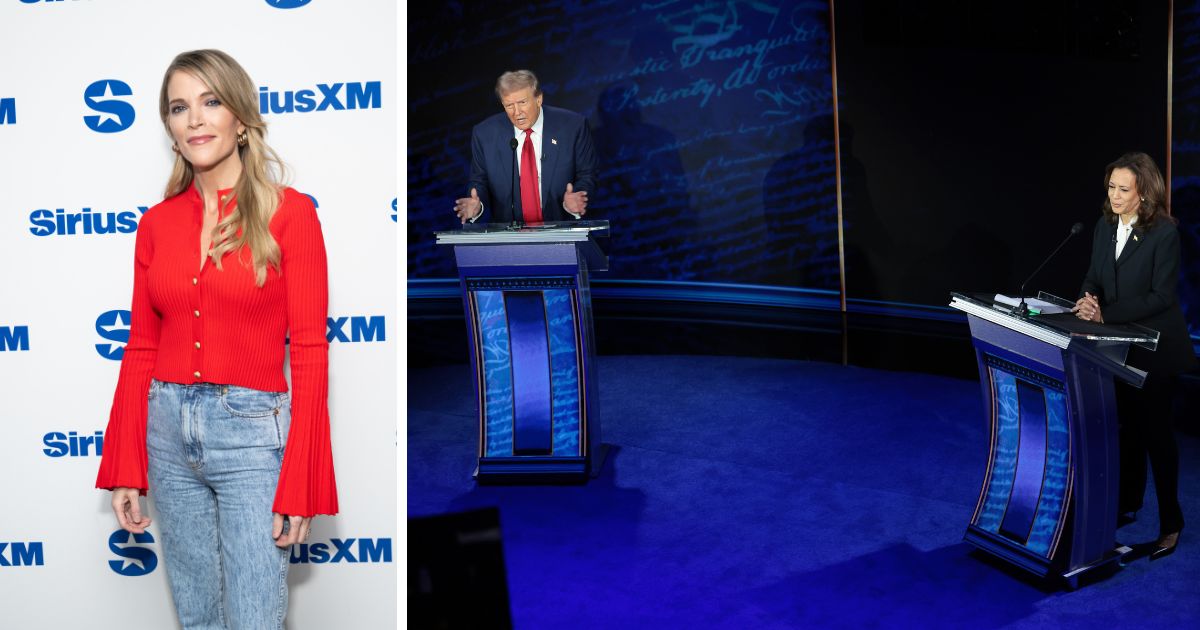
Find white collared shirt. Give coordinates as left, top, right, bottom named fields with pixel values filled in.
left=1115, top=215, right=1137, bottom=258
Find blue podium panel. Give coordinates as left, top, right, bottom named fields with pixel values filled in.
left=971, top=355, right=1072, bottom=567
left=465, top=276, right=593, bottom=480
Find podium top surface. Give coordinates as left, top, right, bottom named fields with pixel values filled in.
left=950, top=292, right=1160, bottom=350
left=435, top=220, right=610, bottom=245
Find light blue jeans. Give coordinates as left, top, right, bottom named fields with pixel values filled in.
left=147, top=380, right=292, bottom=630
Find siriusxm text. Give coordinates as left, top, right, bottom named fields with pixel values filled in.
left=1, top=326, right=30, bottom=352
left=327, top=316, right=386, bottom=343
left=259, top=82, right=381, bottom=114
left=29, top=207, right=147, bottom=237
left=0, top=97, right=14, bottom=124
left=44, top=430, right=104, bottom=457
left=0, top=542, right=43, bottom=567
left=289, top=538, right=392, bottom=564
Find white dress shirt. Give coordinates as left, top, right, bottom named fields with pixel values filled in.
left=1115, top=215, right=1137, bottom=258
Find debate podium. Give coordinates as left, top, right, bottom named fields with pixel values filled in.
left=949, top=292, right=1159, bottom=587
left=436, top=221, right=609, bottom=482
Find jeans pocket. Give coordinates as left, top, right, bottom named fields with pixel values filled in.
left=219, top=386, right=285, bottom=418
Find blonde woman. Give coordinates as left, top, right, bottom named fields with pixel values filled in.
left=96, top=49, right=338, bottom=628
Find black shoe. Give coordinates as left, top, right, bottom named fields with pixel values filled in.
left=1117, top=511, right=1138, bottom=528
left=1150, top=532, right=1180, bottom=561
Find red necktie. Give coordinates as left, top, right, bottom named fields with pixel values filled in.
left=519, top=128, right=542, bottom=222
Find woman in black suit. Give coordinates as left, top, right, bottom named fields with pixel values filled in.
left=1073, top=151, right=1197, bottom=559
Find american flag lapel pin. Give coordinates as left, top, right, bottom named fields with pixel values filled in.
left=551, top=138, right=557, bottom=145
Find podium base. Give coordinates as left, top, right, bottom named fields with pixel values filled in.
left=473, top=445, right=610, bottom=484
left=1062, top=545, right=1129, bottom=590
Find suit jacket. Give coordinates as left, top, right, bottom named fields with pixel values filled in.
left=467, top=105, right=598, bottom=223
left=1080, top=216, right=1198, bottom=375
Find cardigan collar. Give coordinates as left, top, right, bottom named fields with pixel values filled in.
left=187, top=184, right=237, bottom=225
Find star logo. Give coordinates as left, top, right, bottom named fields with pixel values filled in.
left=90, top=83, right=122, bottom=127
left=107, top=529, right=157, bottom=577
left=83, top=79, right=136, bottom=133
left=95, top=309, right=132, bottom=360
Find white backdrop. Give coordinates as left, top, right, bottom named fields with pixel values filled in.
left=0, top=1, right=396, bottom=627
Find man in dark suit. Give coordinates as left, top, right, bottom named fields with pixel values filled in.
left=454, top=70, right=597, bottom=224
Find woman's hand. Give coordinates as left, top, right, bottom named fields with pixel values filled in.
left=112, top=487, right=152, bottom=534
left=1073, top=292, right=1104, bottom=322
left=272, top=513, right=312, bottom=548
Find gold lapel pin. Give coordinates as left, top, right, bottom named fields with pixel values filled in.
left=551, top=138, right=557, bottom=145
left=1133, top=234, right=1139, bottom=241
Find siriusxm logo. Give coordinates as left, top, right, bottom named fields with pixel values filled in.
left=0, top=97, right=14, bottom=125
left=108, top=530, right=157, bottom=576
left=29, top=206, right=146, bottom=237
left=266, top=0, right=312, bottom=8
left=259, top=81, right=381, bottom=114
left=84, top=80, right=135, bottom=133
left=391, top=197, right=397, bottom=222
left=44, top=430, right=104, bottom=457
left=96, top=310, right=131, bottom=360
left=327, top=315, right=385, bottom=343
left=0, top=542, right=44, bottom=567
left=1, top=325, right=30, bottom=352
left=289, top=537, right=392, bottom=564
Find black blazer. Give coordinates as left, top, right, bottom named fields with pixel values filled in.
left=466, top=106, right=598, bottom=223
left=1080, top=216, right=1198, bottom=375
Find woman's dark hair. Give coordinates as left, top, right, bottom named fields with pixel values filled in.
left=1102, top=152, right=1174, bottom=227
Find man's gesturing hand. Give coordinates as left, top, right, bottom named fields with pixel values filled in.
left=454, top=188, right=482, bottom=223
left=564, top=182, right=588, bottom=217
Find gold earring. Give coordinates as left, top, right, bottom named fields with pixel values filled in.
left=237, top=131, right=248, bottom=147
left=172, top=143, right=180, bottom=154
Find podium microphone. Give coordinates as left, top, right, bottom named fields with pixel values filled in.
left=1017, top=221, right=1084, bottom=316
left=509, top=138, right=521, bottom=229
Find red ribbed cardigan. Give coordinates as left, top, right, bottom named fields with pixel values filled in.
left=96, top=186, right=338, bottom=517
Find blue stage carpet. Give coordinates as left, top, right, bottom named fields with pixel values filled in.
left=407, top=355, right=1200, bottom=628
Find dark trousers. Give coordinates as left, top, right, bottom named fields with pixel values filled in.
left=1116, top=373, right=1184, bottom=536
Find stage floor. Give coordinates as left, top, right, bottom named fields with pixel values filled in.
left=407, top=355, right=1200, bottom=629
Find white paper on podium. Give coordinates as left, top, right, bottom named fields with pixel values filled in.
left=993, top=294, right=1072, bottom=315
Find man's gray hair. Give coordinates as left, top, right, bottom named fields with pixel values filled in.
left=495, top=70, right=541, bottom=100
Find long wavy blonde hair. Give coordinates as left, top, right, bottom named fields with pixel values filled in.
left=159, top=49, right=287, bottom=286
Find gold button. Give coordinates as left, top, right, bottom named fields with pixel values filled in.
left=192, top=277, right=198, bottom=285
left=193, top=371, right=201, bottom=378
left=194, top=341, right=201, bottom=349
left=194, top=310, right=200, bottom=317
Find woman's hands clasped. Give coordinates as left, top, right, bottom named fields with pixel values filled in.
left=1073, top=292, right=1104, bottom=323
